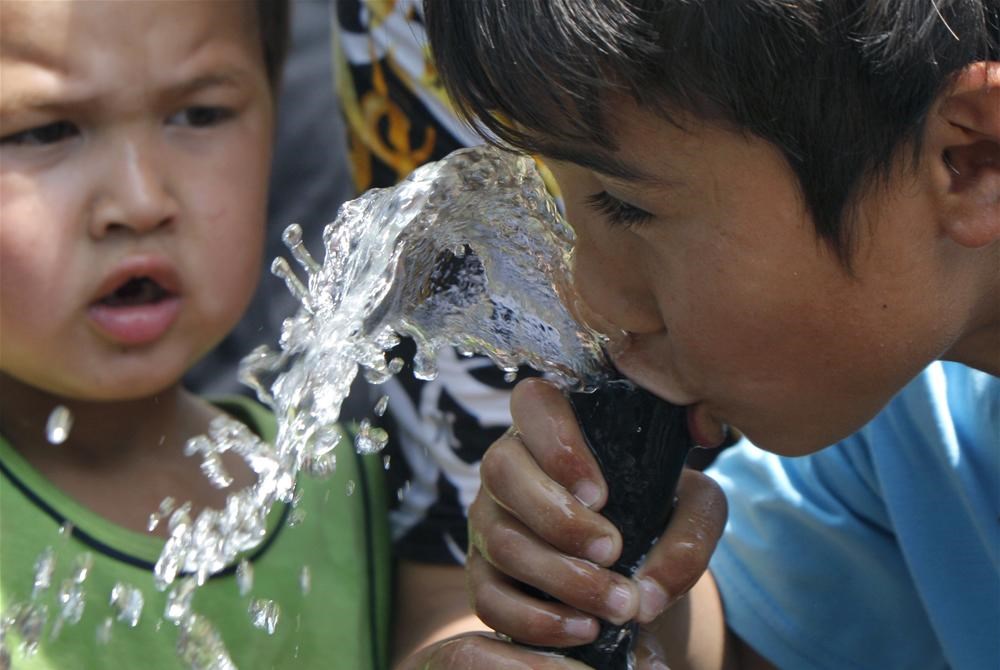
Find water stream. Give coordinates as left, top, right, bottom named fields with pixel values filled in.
left=4, top=146, right=654, bottom=669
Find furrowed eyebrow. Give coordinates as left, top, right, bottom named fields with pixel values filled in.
left=0, top=71, right=251, bottom=115
left=161, top=71, right=250, bottom=100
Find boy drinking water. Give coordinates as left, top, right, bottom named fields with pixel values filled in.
left=405, top=1, right=999, bottom=668
left=0, top=1, right=394, bottom=667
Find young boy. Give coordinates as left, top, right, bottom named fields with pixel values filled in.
left=406, top=1, right=999, bottom=668
left=0, top=2, right=393, bottom=668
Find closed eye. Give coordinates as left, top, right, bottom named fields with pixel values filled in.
left=585, top=191, right=653, bottom=229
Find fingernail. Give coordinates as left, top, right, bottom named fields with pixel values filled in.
left=638, top=577, right=669, bottom=623
left=584, top=535, right=615, bottom=564
left=606, top=582, right=637, bottom=620
left=572, top=480, right=601, bottom=508
left=564, top=616, right=597, bottom=640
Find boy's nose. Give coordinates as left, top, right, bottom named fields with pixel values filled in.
left=572, top=236, right=664, bottom=336
left=89, top=136, right=177, bottom=238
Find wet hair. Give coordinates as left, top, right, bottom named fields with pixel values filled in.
left=424, top=0, right=999, bottom=264
left=253, top=0, right=291, bottom=91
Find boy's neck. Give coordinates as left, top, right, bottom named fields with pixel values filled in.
left=0, top=374, right=256, bottom=535
left=0, top=375, right=194, bottom=460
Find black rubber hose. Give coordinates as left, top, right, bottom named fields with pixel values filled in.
left=540, top=378, right=693, bottom=669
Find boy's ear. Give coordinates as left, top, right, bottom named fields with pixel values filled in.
left=927, top=61, right=1000, bottom=249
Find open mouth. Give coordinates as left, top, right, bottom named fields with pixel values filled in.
left=98, top=276, right=172, bottom=307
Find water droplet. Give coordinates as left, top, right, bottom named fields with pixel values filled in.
left=236, top=560, right=253, bottom=596
left=354, top=419, right=388, bottom=455
left=164, top=578, right=197, bottom=624
left=271, top=257, right=312, bottom=313
left=71, top=552, right=93, bottom=584
left=45, top=405, right=73, bottom=445
left=504, top=370, right=518, bottom=383
left=96, top=616, right=113, bottom=645
left=110, top=582, right=144, bottom=628
left=58, top=521, right=74, bottom=538
left=199, top=452, right=234, bottom=489
left=373, top=395, right=389, bottom=417
left=32, top=547, right=55, bottom=599
left=288, top=508, right=306, bottom=527
left=299, top=566, right=311, bottom=596
left=282, top=223, right=321, bottom=275
left=248, top=599, right=280, bottom=635
left=396, top=480, right=411, bottom=502
left=158, top=497, right=176, bottom=516
left=345, top=480, right=355, bottom=497
left=167, top=502, right=192, bottom=534
left=9, top=602, right=47, bottom=656
left=387, top=357, right=405, bottom=375
left=177, top=614, right=237, bottom=670
left=55, top=577, right=86, bottom=629
left=382, top=454, right=391, bottom=470
left=305, top=451, right=336, bottom=478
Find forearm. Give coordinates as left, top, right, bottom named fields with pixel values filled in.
left=392, top=560, right=489, bottom=668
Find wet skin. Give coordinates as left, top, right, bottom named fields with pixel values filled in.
left=548, top=96, right=998, bottom=457
left=458, top=66, right=1000, bottom=666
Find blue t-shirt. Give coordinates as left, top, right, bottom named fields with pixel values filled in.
left=708, top=362, right=999, bottom=669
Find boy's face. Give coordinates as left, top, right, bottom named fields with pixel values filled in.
left=547, top=98, right=975, bottom=455
left=0, top=0, right=274, bottom=401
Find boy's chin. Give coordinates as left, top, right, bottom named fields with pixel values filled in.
left=741, top=421, right=858, bottom=457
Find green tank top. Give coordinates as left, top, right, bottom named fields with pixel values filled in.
left=0, top=397, right=390, bottom=670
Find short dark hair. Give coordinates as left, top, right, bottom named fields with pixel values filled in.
left=254, top=0, right=291, bottom=90
left=424, top=0, right=999, bottom=264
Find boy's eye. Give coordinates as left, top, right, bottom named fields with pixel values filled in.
left=585, top=191, right=654, bottom=229
left=168, top=106, right=234, bottom=128
left=0, top=120, right=79, bottom=147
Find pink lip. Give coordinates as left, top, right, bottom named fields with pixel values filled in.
left=607, top=342, right=728, bottom=448
left=88, top=256, right=182, bottom=346
left=686, top=404, right=728, bottom=449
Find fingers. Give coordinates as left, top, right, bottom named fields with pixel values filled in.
left=485, top=379, right=621, bottom=564
left=468, top=496, right=640, bottom=627
left=466, top=547, right=601, bottom=646
left=633, top=469, right=728, bottom=623
left=479, top=429, right=622, bottom=566
left=399, top=631, right=593, bottom=670
left=510, top=379, right=606, bottom=508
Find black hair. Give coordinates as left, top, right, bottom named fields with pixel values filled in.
left=424, top=0, right=1000, bottom=264
left=254, top=0, right=292, bottom=90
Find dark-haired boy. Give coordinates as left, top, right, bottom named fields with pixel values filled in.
left=408, top=1, right=1000, bottom=668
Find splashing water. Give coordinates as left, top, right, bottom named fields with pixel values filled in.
left=45, top=406, right=73, bottom=445
left=109, top=583, right=144, bottom=628
left=248, top=600, right=280, bottom=635
left=142, top=145, right=617, bottom=667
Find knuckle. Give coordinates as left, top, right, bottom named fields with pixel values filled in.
left=663, top=541, right=709, bottom=594
left=481, top=523, right=527, bottom=568
left=430, top=637, right=486, bottom=668
left=480, top=444, right=509, bottom=484
left=521, top=609, right=569, bottom=642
